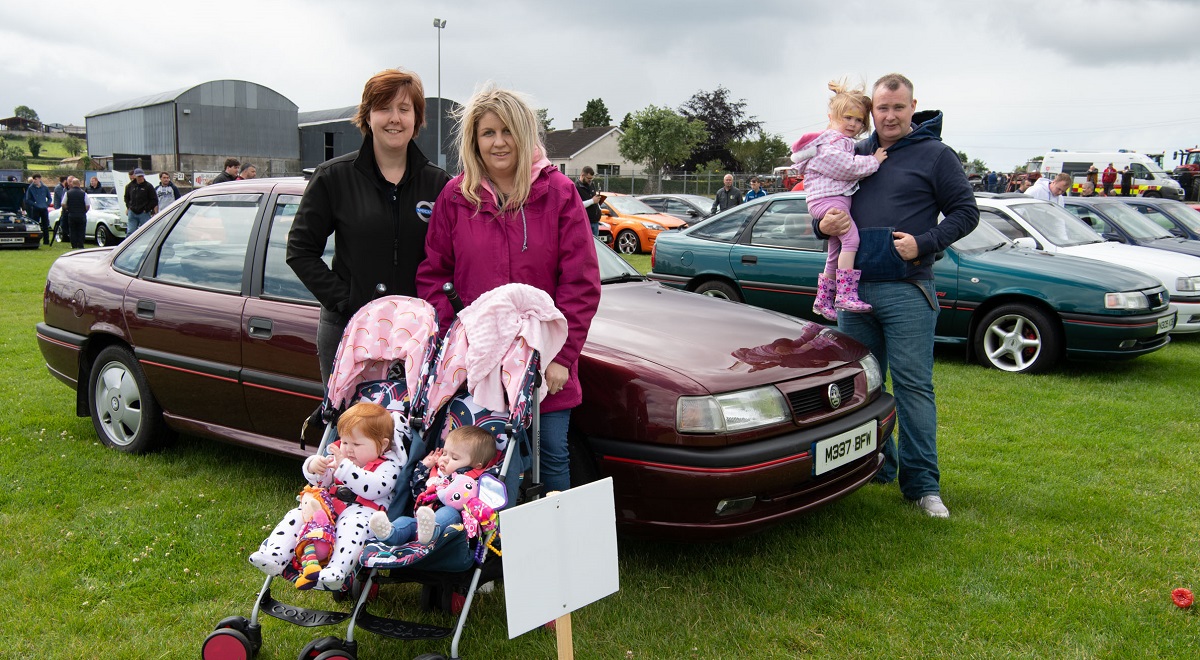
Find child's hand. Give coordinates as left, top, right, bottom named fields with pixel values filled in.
left=327, top=444, right=345, bottom=467
left=874, top=148, right=888, bottom=164
left=422, top=448, right=442, bottom=469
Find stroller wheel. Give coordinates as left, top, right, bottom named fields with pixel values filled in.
left=413, top=654, right=449, bottom=660
left=202, top=628, right=254, bottom=660
left=298, top=637, right=354, bottom=660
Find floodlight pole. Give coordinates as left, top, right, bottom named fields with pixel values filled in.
left=433, top=18, right=447, bottom=169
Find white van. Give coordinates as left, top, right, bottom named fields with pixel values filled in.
left=1037, top=150, right=1184, bottom=200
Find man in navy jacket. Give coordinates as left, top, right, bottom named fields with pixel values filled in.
left=815, top=73, right=978, bottom=519
left=24, top=174, right=53, bottom=245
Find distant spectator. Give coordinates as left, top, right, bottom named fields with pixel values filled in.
left=575, top=165, right=602, bottom=236
left=85, top=176, right=103, bottom=194
left=710, top=174, right=742, bottom=214
left=238, top=163, right=257, bottom=180
left=24, top=173, right=52, bottom=245
left=986, top=170, right=997, bottom=193
left=126, top=168, right=158, bottom=233
left=52, top=175, right=67, bottom=211
left=744, top=176, right=767, bottom=201
left=123, top=170, right=137, bottom=229
left=1025, top=172, right=1071, bottom=206
left=1078, top=181, right=1098, bottom=197
left=996, top=172, right=1008, bottom=193
left=155, top=171, right=181, bottom=211
left=1085, top=165, right=1099, bottom=187
left=1120, top=165, right=1134, bottom=197
left=1102, top=162, right=1117, bottom=195
left=210, top=158, right=240, bottom=185
left=63, top=177, right=90, bottom=249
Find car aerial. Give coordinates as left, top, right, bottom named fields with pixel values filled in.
left=637, top=193, right=714, bottom=223
left=1062, top=197, right=1200, bottom=258
left=0, top=180, right=41, bottom=249
left=599, top=192, right=688, bottom=255
left=649, top=192, right=1175, bottom=374
left=49, top=193, right=127, bottom=246
left=976, top=194, right=1200, bottom=334
left=35, top=177, right=897, bottom=540
left=1120, top=196, right=1200, bottom=242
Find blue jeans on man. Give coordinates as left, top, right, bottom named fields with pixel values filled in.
left=837, top=279, right=940, bottom=501
left=128, top=211, right=151, bottom=235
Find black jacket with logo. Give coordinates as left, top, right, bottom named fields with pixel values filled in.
left=287, top=135, right=450, bottom=323
left=127, top=180, right=157, bottom=214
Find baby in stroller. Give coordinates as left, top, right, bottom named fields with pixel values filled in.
left=368, top=424, right=499, bottom=547
left=249, top=401, right=401, bottom=590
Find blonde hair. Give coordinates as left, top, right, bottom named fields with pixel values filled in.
left=336, top=402, right=393, bottom=454
left=444, top=425, right=497, bottom=467
left=827, top=79, right=872, bottom=137
left=455, top=85, right=544, bottom=211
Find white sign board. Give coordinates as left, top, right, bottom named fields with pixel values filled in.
left=500, top=478, right=619, bottom=638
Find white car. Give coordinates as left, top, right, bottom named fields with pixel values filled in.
left=977, top=195, right=1200, bottom=333
left=49, top=194, right=127, bottom=246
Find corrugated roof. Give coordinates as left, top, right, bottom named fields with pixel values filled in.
left=298, top=105, right=357, bottom=127
left=86, top=87, right=190, bottom=117
left=543, top=126, right=621, bottom=160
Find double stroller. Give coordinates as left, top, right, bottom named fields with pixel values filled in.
left=202, top=286, right=557, bottom=660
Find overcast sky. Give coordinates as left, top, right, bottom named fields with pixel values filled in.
left=5, top=0, right=1199, bottom=171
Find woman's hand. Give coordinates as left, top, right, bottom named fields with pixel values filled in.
left=545, top=362, right=569, bottom=395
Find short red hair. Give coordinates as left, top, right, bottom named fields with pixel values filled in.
left=336, top=402, right=393, bottom=454
left=353, top=68, right=426, bottom=138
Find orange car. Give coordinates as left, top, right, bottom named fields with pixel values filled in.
left=600, top=192, right=689, bottom=254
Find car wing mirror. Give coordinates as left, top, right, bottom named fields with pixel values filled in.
left=1012, top=237, right=1037, bottom=249
left=1101, top=232, right=1125, bottom=243
left=1169, top=228, right=1186, bottom=237
left=688, top=209, right=699, bottom=217
left=601, top=208, right=612, bottom=216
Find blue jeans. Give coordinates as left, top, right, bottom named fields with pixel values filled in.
left=380, top=504, right=462, bottom=545
left=539, top=408, right=571, bottom=492
left=838, top=279, right=940, bottom=500
left=128, top=211, right=151, bottom=235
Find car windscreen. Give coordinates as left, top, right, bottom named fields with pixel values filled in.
left=1095, top=202, right=1172, bottom=239
left=953, top=221, right=1010, bottom=252
left=679, top=195, right=712, bottom=209
left=604, top=196, right=658, bottom=215
left=1161, top=202, right=1200, bottom=233
left=595, top=237, right=644, bottom=282
left=91, top=196, right=121, bottom=212
left=0, top=183, right=26, bottom=213
left=1010, top=202, right=1103, bottom=247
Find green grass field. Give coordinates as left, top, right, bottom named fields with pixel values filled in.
left=4, top=246, right=1200, bottom=658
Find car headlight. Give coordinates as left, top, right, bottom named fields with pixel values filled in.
left=1177, top=276, right=1200, bottom=292
left=859, top=354, right=883, bottom=395
left=677, top=386, right=791, bottom=433
left=1105, top=291, right=1149, bottom=310
left=639, top=221, right=666, bottom=231
left=25, top=223, right=40, bottom=231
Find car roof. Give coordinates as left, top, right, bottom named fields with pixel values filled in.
left=188, top=177, right=307, bottom=199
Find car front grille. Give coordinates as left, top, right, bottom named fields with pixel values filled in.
left=787, top=375, right=857, bottom=418
left=1148, top=290, right=1168, bottom=309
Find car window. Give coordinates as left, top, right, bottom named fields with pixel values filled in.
left=1131, top=204, right=1178, bottom=233
left=953, top=221, right=1010, bottom=251
left=112, top=213, right=173, bottom=276
left=262, top=194, right=332, bottom=303
left=1009, top=202, right=1102, bottom=247
left=690, top=204, right=757, bottom=242
left=1063, top=204, right=1114, bottom=234
left=1160, top=202, right=1200, bottom=233
left=1131, top=163, right=1151, bottom=178
left=978, top=209, right=1027, bottom=241
left=604, top=196, right=657, bottom=215
left=640, top=198, right=666, bottom=213
left=1096, top=201, right=1172, bottom=239
left=749, top=199, right=821, bottom=250
left=153, top=194, right=260, bottom=293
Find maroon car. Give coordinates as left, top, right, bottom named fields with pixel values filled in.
left=36, top=178, right=895, bottom=540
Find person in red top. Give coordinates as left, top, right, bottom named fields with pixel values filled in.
left=416, top=86, right=601, bottom=493
left=1102, top=163, right=1118, bottom=196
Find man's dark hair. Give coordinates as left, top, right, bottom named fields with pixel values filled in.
left=32, top=173, right=42, bottom=179
left=61, top=175, right=69, bottom=183
left=873, top=73, right=914, bottom=95
left=750, top=176, right=759, bottom=183
left=239, top=163, right=255, bottom=174
left=224, top=157, right=240, bottom=169
left=581, top=166, right=595, bottom=176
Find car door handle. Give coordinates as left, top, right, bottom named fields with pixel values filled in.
left=741, top=255, right=757, bottom=265
left=135, top=299, right=155, bottom=319
left=247, top=317, right=273, bottom=339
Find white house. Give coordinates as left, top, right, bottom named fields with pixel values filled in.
left=544, top=123, right=639, bottom=177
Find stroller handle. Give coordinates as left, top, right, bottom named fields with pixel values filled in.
left=443, top=282, right=464, bottom=315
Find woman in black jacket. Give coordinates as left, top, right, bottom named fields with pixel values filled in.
left=287, top=68, right=451, bottom=386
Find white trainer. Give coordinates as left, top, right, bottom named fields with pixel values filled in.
left=917, top=495, right=950, bottom=518
left=415, top=506, right=437, bottom=545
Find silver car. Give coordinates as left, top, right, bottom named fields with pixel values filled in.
left=50, top=194, right=128, bottom=246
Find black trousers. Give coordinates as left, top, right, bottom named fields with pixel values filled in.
left=28, top=207, right=50, bottom=244
left=67, top=214, right=87, bottom=248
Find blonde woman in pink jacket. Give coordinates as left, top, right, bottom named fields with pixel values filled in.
left=416, top=86, right=601, bottom=493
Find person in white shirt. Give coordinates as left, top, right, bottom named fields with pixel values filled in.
left=1025, top=173, right=1072, bottom=207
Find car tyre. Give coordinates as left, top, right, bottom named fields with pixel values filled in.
left=616, top=229, right=641, bottom=254
left=88, top=345, right=165, bottom=453
left=973, top=304, right=1061, bottom=374
left=694, top=280, right=743, bottom=303
left=95, top=224, right=112, bottom=247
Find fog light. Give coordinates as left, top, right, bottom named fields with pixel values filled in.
left=715, top=496, right=756, bottom=517
left=1118, top=339, right=1136, bottom=348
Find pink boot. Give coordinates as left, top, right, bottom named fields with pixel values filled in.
left=834, top=269, right=872, bottom=313
left=812, top=273, right=838, bottom=321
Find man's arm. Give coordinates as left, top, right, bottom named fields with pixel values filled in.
left=913, top=148, right=979, bottom=257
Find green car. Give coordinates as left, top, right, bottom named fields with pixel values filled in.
left=650, top=193, right=1176, bottom=373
